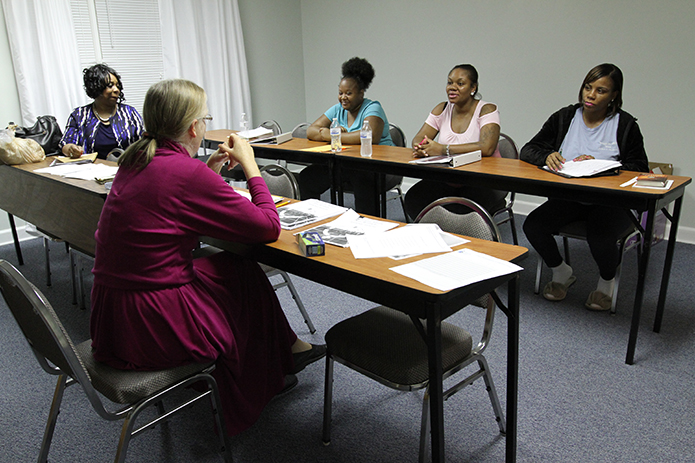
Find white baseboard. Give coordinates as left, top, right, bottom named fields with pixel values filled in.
left=0, top=224, right=41, bottom=248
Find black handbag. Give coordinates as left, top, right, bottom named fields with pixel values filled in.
left=12, top=115, right=63, bottom=155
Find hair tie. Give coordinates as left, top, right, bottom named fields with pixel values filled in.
left=143, top=132, right=158, bottom=139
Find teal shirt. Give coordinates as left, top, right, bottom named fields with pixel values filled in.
left=324, top=99, right=394, bottom=145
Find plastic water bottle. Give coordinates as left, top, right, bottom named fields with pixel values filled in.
left=240, top=112, right=249, bottom=138
left=360, top=120, right=372, bottom=157
left=330, top=118, right=342, bottom=153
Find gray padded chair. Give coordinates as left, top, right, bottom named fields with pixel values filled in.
left=291, top=122, right=310, bottom=139
left=492, top=133, right=520, bottom=244
left=533, top=218, right=641, bottom=314
left=0, top=260, right=233, bottom=463
left=260, top=119, right=282, bottom=136
left=258, top=164, right=316, bottom=333
left=381, top=123, right=407, bottom=219
left=322, top=197, right=506, bottom=463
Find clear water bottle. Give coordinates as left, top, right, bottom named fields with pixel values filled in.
left=330, top=117, right=342, bottom=152
left=240, top=112, right=249, bottom=138
left=360, top=120, right=372, bottom=157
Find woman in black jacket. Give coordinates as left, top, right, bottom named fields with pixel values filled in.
left=521, top=63, right=649, bottom=311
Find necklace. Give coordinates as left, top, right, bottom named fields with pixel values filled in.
left=93, top=103, right=116, bottom=123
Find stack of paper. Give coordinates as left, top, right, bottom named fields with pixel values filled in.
left=543, top=159, right=621, bottom=178
left=277, top=199, right=348, bottom=230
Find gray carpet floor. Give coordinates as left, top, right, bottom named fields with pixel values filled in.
left=1, top=202, right=694, bottom=462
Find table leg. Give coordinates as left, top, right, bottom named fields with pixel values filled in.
left=505, top=276, right=519, bottom=462
left=427, top=303, right=445, bottom=463
left=626, top=203, right=655, bottom=364
left=378, top=173, right=386, bottom=218
left=8, top=213, right=24, bottom=265
left=653, top=196, right=684, bottom=332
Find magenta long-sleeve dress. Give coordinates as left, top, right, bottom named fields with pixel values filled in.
left=90, top=139, right=297, bottom=435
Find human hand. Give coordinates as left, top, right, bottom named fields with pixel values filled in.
left=218, top=133, right=261, bottom=179
left=573, top=154, right=595, bottom=162
left=412, top=136, right=442, bottom=158
left=545, top=151, right=566, bottom=171
left=63, top=144, right=84, bottom=159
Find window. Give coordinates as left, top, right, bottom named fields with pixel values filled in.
left=70, top=0, right=163, bottom=113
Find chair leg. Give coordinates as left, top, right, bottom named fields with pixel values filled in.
left=322, top=355, right=334, bottom=445
left=478, top=357, right=506, bottom=434
left=278, top=270, right=316, bottom=334
left=43, top=237, right=51, bottom=287
left=395, top=186, right=409, bottom=223
left=38, top=375, right=68, bottom=463
left=508, top=212, right=518, bottom=245
left=419, top=387, right=431, bottom=463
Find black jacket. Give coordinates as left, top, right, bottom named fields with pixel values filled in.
left=520, top=104, right=649, bottom=173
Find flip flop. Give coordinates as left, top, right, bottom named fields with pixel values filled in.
left=542, top=276, right=577, bottom=301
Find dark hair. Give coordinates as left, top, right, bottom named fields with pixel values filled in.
left=450, top=64, right=479, bottom=98
left=578, top=63, right=623, bottom=117
left=83, top=63, right=124, bottom=102
left=341, top=57, right=375, bottom=91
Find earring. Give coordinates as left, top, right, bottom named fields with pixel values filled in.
left=471, top=92, right=475, bottom=96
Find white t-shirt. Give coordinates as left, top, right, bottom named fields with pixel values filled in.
left=559, top=107, right=620, bottom=161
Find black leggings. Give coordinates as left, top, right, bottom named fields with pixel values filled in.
left=297, top=164, right=380, bottom=216
left=522, top=199, right=634, bottom=280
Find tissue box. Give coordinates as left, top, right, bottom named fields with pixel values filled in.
left=296, top=232, right=325, bottom=256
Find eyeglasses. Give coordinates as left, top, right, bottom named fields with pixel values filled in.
left=201, top=114, right=213, bottom=123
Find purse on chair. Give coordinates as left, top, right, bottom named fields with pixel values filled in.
left=11, top=115, right=63, bottom=155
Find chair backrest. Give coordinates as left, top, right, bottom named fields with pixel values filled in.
left=414, top=197, right=501, bottom=242
left=260, top=163, right=300, bottom=199
left=0, top=259, right=93, bottom=389
left=106, top=148, right=125, bottom=162
left=388, top=123, right=407, bottom=148
left=413, top=198, right=500, bottom=354
left=291, top=122, right=310, bottom=139
left=497, top=133, right=519, bottom=160
left=260, top=120, right=282, bottom=136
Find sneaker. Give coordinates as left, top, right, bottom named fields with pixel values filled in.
left=542, top=276, right=576, bottom=301
left=585, top=290, right=612, bottom=311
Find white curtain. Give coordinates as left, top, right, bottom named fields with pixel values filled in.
left=2, top=0, right=250, bottom=132
left=159, top=0, right=251, bottom=132
left=1, top=0, right=86, bottom=127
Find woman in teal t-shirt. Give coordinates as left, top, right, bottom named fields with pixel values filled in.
left=299, top=57, right=393, bottom=215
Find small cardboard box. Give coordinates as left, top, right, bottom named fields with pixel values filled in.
left=296, top=231, right=325, bottom=256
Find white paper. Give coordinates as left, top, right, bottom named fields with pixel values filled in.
left=390, top=248, right=523, bottom=292
left=543, top=159, right=621, bottom=177
left=233, top=188, right=284, bottom=204
left=347, top=223, right=451, bottom=259
left=35, top=163, right=119, bottom=181
left=237, top=126, right=273, bottom=140
left=388, top=223, right=469, bottom=260
left=295, top=209, right=398, bottom=247
left=277, top=199, right=348, bottom=230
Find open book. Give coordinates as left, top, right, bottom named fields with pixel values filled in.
left=542, top=158, right=621, bottom=178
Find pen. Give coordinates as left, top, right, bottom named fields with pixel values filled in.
left=276, top=200, right=291, bottom=208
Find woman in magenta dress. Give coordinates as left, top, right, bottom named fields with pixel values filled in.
left=90, top=79, right=324, bottom=435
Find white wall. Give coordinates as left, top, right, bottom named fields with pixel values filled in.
left=2, top=0, right=694, bottom=245
left=237, top=0, right=306, bottom=133
left=299, top=0, right=695, bottom=240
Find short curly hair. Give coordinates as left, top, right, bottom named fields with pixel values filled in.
left=83, top=63, right=124, bottom=102
left=341, top=57, right=375, bottom=91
